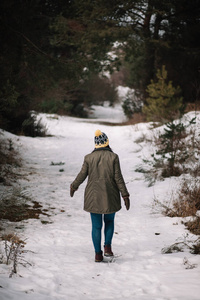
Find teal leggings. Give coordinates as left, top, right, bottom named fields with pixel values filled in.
left=90, top=213, right=115, bottom=253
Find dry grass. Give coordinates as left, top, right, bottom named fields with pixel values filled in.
left=169, top=179, right=200, bottom=218
left=185, top=218, right=200, bottom=236
left=0, top=233, right=30, bottom=277
left=164, top=178, right=200, bottom=251
left=1, top=233, right=26, bottom=246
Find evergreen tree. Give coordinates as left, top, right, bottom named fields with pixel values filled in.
left=143, top=65, right=183, bottom=123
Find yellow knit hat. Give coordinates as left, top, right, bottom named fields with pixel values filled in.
left=94, top=129, right=109, bottom=148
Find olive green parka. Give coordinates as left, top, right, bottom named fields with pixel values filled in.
left=71, top=147, right=129, bottom=214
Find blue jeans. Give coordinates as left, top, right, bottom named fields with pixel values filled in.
left=90, top=213, right=115, bottom=253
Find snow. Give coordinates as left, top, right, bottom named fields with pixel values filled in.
left=88, top=101, right=128, bottom=123
left=0, top=105, right=200, bottom=300
left=117, top=85, right=133, bottom=99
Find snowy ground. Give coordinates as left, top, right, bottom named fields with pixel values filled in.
left=0, top=104, right=200, bottom=300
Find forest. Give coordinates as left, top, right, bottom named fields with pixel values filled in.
left=0, top=0, right=200, bottom=133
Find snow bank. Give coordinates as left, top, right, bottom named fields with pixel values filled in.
left=0, top=109, right=200, bottom=300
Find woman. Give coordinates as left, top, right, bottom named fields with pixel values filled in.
left=70, top=129, right=130, bottom=262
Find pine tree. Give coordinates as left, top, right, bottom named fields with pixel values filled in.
left=143, top=65, right=183, bottom=123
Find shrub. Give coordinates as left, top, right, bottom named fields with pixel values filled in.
left=191, top=239, right=200, bottom=254
left=168, top=179, right=200, bottom=218
left=155, top=121, right=188, bottom=177
left=0, top=233, right=32, bottom=277
left=136, top=116, right=197, bottom=184
left=40, top=98, right=74, bottom=115
left=164, top=178, right=200, bottom=239
left=185, top=218, right=200, bottom=236
left=122, top=89, right=143, bottom=119
left=22, top=113, right=48, bottom=137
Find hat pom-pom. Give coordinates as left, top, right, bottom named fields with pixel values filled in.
left=95, top=129, right=102, bottom=137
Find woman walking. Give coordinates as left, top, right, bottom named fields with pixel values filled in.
left=70, top=129, right=130, bottom=262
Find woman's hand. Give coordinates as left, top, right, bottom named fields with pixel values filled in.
left=70, top=184, right=76, bottom=197
left=123, top=196, right=130, bottom=210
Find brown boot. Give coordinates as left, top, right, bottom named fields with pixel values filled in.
left=95, top=251, right=103, bottom=262
left=104, top=245, right=114, bottom=257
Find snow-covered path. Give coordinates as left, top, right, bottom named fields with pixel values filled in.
left=0, top=107, right=200, bottom=300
